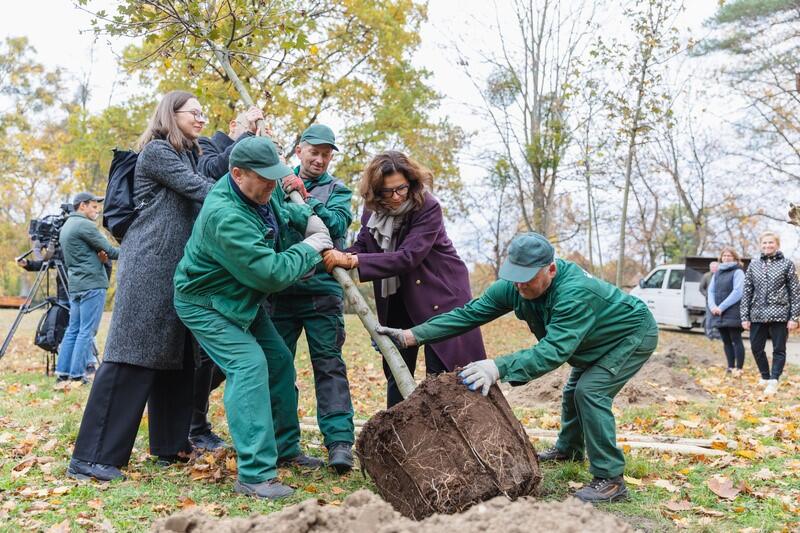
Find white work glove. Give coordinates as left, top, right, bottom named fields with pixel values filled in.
left=375, top=325, right=417, bottom=349
left=304, top=215, right=328, bottom=238
left=302, top=231, right=333, bottom=254
left=458, top=360, right=500, bottom=396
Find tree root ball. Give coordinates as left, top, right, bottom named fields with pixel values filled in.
left=355, top=372, right=541, bottom=519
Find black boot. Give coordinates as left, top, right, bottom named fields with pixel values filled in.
left=67, top=458, right=125, bottom=482
left=537, top=446, right=582, bottom=462
left=328, top=442, right=354, bottom=474
left=189, top=431, right=228, bottom=451
left=574, top=476, right=628, bottom=503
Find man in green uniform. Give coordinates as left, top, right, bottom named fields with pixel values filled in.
left=271, top=124, right=355, bottom=473
left=377, top=232, right=658, bottom=503
left=174, top=136, right=334, bottom=499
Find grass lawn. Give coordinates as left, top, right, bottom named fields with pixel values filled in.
left=0, top=310, right=798, bottom=531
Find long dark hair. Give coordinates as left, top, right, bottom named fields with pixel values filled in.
left=136, top=90, right=199, bottom=152
left=359, top=151, right=432, bottom=212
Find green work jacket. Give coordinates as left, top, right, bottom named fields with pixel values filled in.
left=272, top=167, right=353, bottom=298
left=174, top=175, right=320, bottom=330
left=412, top=259, right=655, bottom=384
left=59, top=212, right=119, bottom=293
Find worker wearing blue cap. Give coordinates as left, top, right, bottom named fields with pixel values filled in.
left=377, top=232, right=658, bottom=504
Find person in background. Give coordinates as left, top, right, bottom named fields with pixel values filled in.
left=708, top=248, right=745, bottom=377
left=68, top=90, right=216, bottom=482
left=700, top=261, right=720, bottom=339
left=322, top=150, right=486, bottom=408
left=196, top=106, right=264, bottom=179
left=271, top=124, right=355, bottom=473
left=741, top=231, right=800, bottom=396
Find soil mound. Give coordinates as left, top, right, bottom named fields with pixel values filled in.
left=505, top=342, right=710, bottom=410
left=355, top=372, right=540, bottom=519
left=153, top=489, right=634, bottom=533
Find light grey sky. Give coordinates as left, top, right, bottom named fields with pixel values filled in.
left=3, top=0, right=796, bottom=258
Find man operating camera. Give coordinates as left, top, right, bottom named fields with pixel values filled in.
left=54, top=192, right=119, bottom=383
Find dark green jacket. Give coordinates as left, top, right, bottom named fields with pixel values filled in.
left=273, top=168, right=353, bottom=298
left=59, top=212, right=119, bottom=293
left=412, top=259, right=656, bottom=383
left=174, top=176, right=321, bottom=330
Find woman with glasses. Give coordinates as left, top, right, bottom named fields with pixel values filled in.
left=68, top=91, right=216, bottom=482
left=322, top=151, right=486, bottom=407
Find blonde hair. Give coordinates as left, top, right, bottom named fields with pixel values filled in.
left=758, top=231, right=781, bottom=247
left=718, top=247, right=742, bottom=266
left=359, top=151, right=432, bottom=212
left=136, top=90, right=199, bottom=152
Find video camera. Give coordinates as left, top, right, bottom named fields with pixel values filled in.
left=28, top=203, right=73, bottom=247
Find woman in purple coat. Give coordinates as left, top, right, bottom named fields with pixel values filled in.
left=323, top=151, right=486, bottom=407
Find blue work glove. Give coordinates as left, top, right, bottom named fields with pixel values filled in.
left=370, top=338, right=381, bottom=353
left=459, top=360, right=500, bottom=396
left=374, top=325, right=416, bottom=349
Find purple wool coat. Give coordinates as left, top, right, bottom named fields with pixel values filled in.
left=347, top=192, right=486, bottom=370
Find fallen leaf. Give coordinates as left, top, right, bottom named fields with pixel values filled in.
left=707, top=475, right=741, bottom=499
left=567, top=481, right=584, bottom=489
left=735, top=449, right=758, bottom=460
left=696, top=506, right=725, bottom=517
left=653, top=479, right=681, bottom=493
left=11, top=458, right=36, bottom=479
left=51, top=486, right=71, bottom=496
left=41, top=439, right=58, bottom=452
left=623, top=475, right=642, bottom=486
left=753, top=468, right=774, bottom=480
left=46, top=519, right=71, bottom=532
left=664, top=500, right=693, bottom=512
left=305, top=484, right=318, bottom=493
left=225, top=457, right=237, bottom=472
left=179, top=497, right=196, bottom=509
left=331, top=486, right=346, bottom=495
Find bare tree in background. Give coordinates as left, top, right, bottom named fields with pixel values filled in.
left=600, top=0, right=683, bottom=287
left=456, top=0, right=599, bottom=238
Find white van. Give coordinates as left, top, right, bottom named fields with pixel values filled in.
left=629, top=257, right=749, bottom=330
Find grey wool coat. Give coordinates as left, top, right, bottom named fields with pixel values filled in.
left=103, top=139, right=214, bottom=370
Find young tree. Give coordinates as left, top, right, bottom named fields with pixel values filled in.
left=455, top=0, right=600, bottom=237
left=599, top=0, right=683, bottom=286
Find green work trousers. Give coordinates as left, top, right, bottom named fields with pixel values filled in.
left=555, top=320, right=659, bottom=479
left=271, top=294, right=354, bottom=448
left=174, top=299, right=301, bottom=484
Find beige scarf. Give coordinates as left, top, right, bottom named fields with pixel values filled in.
left=367, top=200, right=415, bottom=297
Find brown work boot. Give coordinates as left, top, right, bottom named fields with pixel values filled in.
left=574, top=476, right=628, bottom=503
left=537, top=446, right=582, bottom=462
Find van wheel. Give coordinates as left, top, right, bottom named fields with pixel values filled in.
left=679, top=326, right=693, bottom=331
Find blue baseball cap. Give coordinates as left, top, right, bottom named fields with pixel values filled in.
left=498, top=232, right=555, bottom=283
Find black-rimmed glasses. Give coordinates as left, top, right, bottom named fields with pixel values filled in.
left=379, top=184, right=410, bottom=199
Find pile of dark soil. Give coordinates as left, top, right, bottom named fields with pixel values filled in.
left=356, top=372, right=540, bottom=519
left=153, top=489, right=635, bottom=533
left=504, top=335, right=712, bottom=410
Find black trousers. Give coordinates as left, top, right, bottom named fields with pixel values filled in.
left=72, top=345, right=194, bottom=466
left=383, top=295, right=447, bottom=409
left=190, top=349, right=226, bottom=437
left=749, top=322, right=788, bottom=380
left=718, top=326, right=745, bottom=370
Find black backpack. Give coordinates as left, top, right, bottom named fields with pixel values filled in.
left=103, top=149, right=141, bottom=242
left=34, top=299, right=70, bottom=353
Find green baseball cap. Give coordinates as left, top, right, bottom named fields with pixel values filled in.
left=300, top=124, right=339, bottom=151
left=498, top=232, right=555, bottom=283
left=229, top=136, right=292, bottom=180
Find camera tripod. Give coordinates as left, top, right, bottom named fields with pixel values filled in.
left=0, top=256, right=98, bottom=374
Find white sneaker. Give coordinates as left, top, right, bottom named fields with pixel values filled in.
left=758, top=378, right=767, bottom=385
left=732, top=368, right=743, bottom=378
left=763, top=379, right=779, bottom=396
